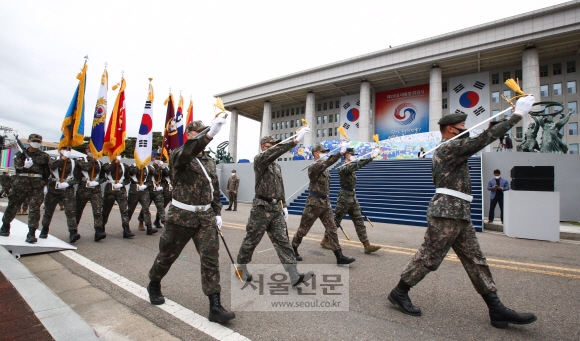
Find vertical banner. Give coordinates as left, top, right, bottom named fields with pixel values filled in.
left=449, top=72, right=490, bottom=129
left=340, top=94, right=361, bottom=141
left=375, top=84, right=430, bottom=140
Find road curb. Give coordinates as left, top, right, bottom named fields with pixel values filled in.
left=484, top=222, right=580, bottom=240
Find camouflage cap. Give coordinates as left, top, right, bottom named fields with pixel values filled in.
left=438, top=113, right=468, bottom=126
left=28, top=134, right=42, bottom=142
left=186, top=120, right=208, bottom=133
left=260, top=135, right=281, bottom=145
left=345, top=147, right=358, bottom=155
left=312, top=144, right=330, bottom=153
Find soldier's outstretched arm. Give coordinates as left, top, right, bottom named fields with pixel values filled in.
left=254, top=140, right=297, bottom=174
left=454, top=114, right=522, bottom=158
left=173, top=132, right=212, bottom=169
left=308, top=152, right=342, bottom=179
left=49, top=158, right=63, bottom=170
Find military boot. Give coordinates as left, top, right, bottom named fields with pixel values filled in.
left=284, top=264, right=314, bottom=287
left=59, top=204, right=64, bottom=211
left=0, top=223, right=10, bottom=237
left=21, top=209, right=28, bottom=215
left=225, top=206, right=232, bottom=211
left=122, top=224, right=135, bottom=239
left=147, top=281, right=165, bottom=305
left=138, top=221, right=145, bottom=231
left=388, top=279, right=421, bottom=316
left=334, top=249, right=355, bottom=265
left=25, top=228, right=37, bottom=243
left=237, top=264, right=253, bottom=282
left=39, top=226, right=49, bottom=239
left=320, top=235, right=332, bottom=250
left=154, top=217, right=162, bottom=229
left=69, top=229, right=81, bottom=243
left=146, top=223, right=158, bottom=235
left=94, top=227, right=107, bottom=242
left=208, top=293, right=235, bottom=323
left=481, top=292, right=537, bottom=328
left=233, top=205, right=237, bottom=211
left=293, top=246, right=303, bottom=261
left=16, top=209, right=22, bottom=215
left=363, top=240, right=381, bottom=254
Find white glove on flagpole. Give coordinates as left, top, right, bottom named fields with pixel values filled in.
left=208, top=115, right=227, bottom=138
left=113, top=183, right=124, bottom=189
left=43, top=186, right=48, bottom=195
left=89, top=181, right=100, bottom=187
left=156, top=186, right=163, bottom=191
left=138, top=185, right=147, bottom=191
left=58, top=182, right=70, bottom=189
left=340, top=140, right=349, bottom=153
left=514, top=95, right=536, bottom=116
left=283, top=207, right=289, bottom=221
left=24, top=158, right=33, bottom=168
left=215, top=216, right=223, bottom=230
left=371, top=148, right=380, bottom=158
left=296, top=127, right=310, bottom=143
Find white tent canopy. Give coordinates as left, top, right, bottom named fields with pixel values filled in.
left=45, top=149, right=86, bottom=158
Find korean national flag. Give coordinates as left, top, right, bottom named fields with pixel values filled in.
left=449, top=72, right=491, bottom=129
left=340, top=94, right=361, bottom=141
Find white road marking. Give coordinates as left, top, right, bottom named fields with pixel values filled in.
left=257, top=247, right=274, bottom=253
left=59, top=250, right=251, bottom=341
left=0, top=202, right=7, bottom=207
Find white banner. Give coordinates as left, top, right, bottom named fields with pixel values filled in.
left=449, top=72, right=490, bottom=129
left=339, top=94, right=360, bottom=141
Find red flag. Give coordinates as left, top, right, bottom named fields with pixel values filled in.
left=162, top=93, right=180, bottom=161
left=184, top=98, right=193, bottom=143
left=103, top=78, right=127, bottom=159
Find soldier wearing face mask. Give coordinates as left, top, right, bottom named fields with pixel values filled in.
left=225, top=170, right=239, bottom=211
left=1, top=134, right=51, bottom=243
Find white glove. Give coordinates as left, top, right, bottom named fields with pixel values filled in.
left=283, top=207, right=289, bottom=221
left=208, top=115, right=227, bottom=138
left=340, top=140, right=349, bottom=153
left=215, top=216, right=222, bottom=230
left=156, top=186, right=163, bottom=191
left=43, top=186, right=48, bottom=195
left=371, top=148, right=380, bottom=158
left=158, top=161, right=163, bottom=166
left=24, top=158, right=33, bottom=168
left=514, top=95, right=536, bottom=116
left=296, top=127, right=310, bottom=143
left=61, top=150, right=71, bottom=158
left=89, top=181, right=100, bottom=187
left=58, top=182, right=70, bottom=189
left=113, top=183, right=124, bottom=189
left=138, top=184, right=147, bottom=191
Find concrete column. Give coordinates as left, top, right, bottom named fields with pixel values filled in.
left=522, top=47, right=541, bottom=134
left=304, top=92, right=315, bottom=146
left=228, top=109, right=238, bottom=161
left=429, top=66, right=442, bottom=132
left=261, top=101, right=271, bottom=138
left=359, top=81, right=371, bottom=142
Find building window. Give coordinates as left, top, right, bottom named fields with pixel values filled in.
left=291, top=108, right=294, bottom=115
left=287, top=121, right=290, bottom=129
left=329, top=114, right=333, bottom=123
left=503, top=71, right=511, bottom=82
left=323, top=116, right=327, bottom=124
left=317, top=116, right=321, bottom=124
left=553, top=63, right=562, bottom=75
left=553, top=83, right=562, bottom=96
left=540, top=85, right=549, bottom=97
left=276, top=122, right=279, bottom=130
left=516, top=127, right=523, bottom=139
left=328, top=128, right=333, bottom=136
left=567, top=61, right=576, bottom=73
left=296, top=119, right=300, bottom=126
left=302, top=106, right=305, bottom=114
left=442, top=82, right=448, bottom=92
left=491, top=74, right=499, bottom=85
left=283, top=133, right=287, bottom=139
left=492, top=92, right=499, bottom=103
left=442, top=98, right=447, bottom=109
left=334, top=127, right=338, bottom=136
left=570, top=143, right=579, bottom=154
left=569, top=122, right=578, bottom=136
left=285, top=109, right=289, bottom=116
left=568, top=101, right=577, bottom=114
left=329, top=101, right=334, bottom=109
left=568, top=81, right=577, bottom=94
left=276, top=111, right=280, bottom=118
left=271, top=123, right=274, bottom=130
left=515, top=69, right=523, bottom=81
left=316, top=129, right=320, bottom=138
left=335, top=100, right=339, bottom=108
left=317, top=103, right=322, bottom=111
left=275, top=134, right=278, bottom=139
left=539, top=65, right=548, bottom=77
left=322, top=129, right=326, bottom=137
left=271, top=112, right=275, bottom=119
left=335, top=113, right=339, bottom=122
left=503, top=90, right=511, bottom=100
left=290, top=120, right=294, bottom=128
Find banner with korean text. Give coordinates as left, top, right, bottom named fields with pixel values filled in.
left=375, top=84, right=430, bottom=140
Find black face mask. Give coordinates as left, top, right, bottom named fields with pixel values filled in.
left=452, top=126, right=470, bottom=139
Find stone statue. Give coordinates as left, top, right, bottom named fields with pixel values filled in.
left=537, top=112, right=571, bottom=153
left=208, top=141, right=234, bottom=164
left=516, top=117, right=541, bottom=152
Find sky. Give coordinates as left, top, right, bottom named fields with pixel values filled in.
left=0, top=0, right=570, bottom=161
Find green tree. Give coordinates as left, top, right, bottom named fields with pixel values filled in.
left=121, top=137, right=136, bottom=158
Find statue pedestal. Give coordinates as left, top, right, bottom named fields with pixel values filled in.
left=504, top=191, right=560, bottom=242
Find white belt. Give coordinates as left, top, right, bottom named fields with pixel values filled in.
left=172, top=199, right=211, bottom=212
left=435, top=188, right=473, bottom=202
left=19, top=173, right=43, bottom=178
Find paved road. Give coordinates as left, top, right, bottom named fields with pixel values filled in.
left=2, top=198, right=580, bottom=340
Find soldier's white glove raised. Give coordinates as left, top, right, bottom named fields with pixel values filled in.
left=156, top=186, right=163, bottom=191
left=24, top=158, right=33, bottom=168
left=113, top=183, right=124, bottom=189
left=371, top=148, right=380, bottom=158
left=514, top=95, right=536, bottom=116
left=296, top=127, right=310, bottom=143
left=43, top=186, right=48, bottom=195
left=138, top=185, right=147, bottom=191
left=89, top=181, right=100, bottom=187
left=283, top=207, right=288, bottom=221
left=57, top=182, right=69, bottom=189
left=215, top=216, right=222, bottom=230
left=208, top=115, right=227, bottom=138
left=340, top=140, right=349, bottom=153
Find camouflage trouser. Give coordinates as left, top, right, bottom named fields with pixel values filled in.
left=2, top=184, right=43, bottom=229
left=138, top=190, right=165, bottom=224
left=76, top=184, right=103, bottom=229
left=237, top=205, right=296, bottom=265
left=21, top=197, right=30, bottom=211
left=334, top=199, right=368, bottom=243
left=42, top=187, right=77, bottom=231
left=401, top=216, right=497, bottom=295
left=0, top=184, right=11, bottom=197
left=292, top=203, right=340, bottom=251
left=148, top=211, right=220, bottom=296
left=128, top=190, right=151, bottom=224
left=102, top=188, right=130, bottom=227
left=228, top=192, right=237, bottom=209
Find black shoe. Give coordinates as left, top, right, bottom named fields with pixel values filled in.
left=147, top=281, right=165, bottom=305
left=487, top=220, right=493, bottom=224
left=334, top=249, right=355, bottom=265
left=233, top=208, right=237, bottom=211
left=25, top=228, right=37, bottom=244
left=94, top=227, right=107, bottom=242
left=388, top=280, right=421, bottom=316
left=39, top=226, right=49, bottom=239
left=154, top=219, right=162, bottom=229
left=0, top=224, right=10, bottom=237
left=237, top=264, right=253, bottom=282
left=123, top=224, right=135, bottom=238
left=293, top=246, right=303, bottom=261
left=146, top=223, right=158, bottom=235
left=208, top=293, right=235, bottom=323
left=284, top=264, right=314, bottom=287
left=225, top=207, right=232, bottom=211
left=69, top=229, right=81, bottom=244
left=482, top=292, right=537, bottom=328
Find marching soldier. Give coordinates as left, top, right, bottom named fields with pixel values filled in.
left=320, top=147, right=381, bottom=254
left=127, top=163, right=157, bottom=235
left=138, top=155, right=169, bottom=230
left=291, top=143, right=356, bottom=265
left=388, top=96, right=537, bottom=328
left=102, top=157, right=134, bottom=238
left=1, top=134, right=50, bottom=243
left=0, top=171, right=11, bottom=197
left=147, top=118, right=236, bottom=324
left=236, top=129, right=312, bottom=287
left=75, top=144, right=107, bottom=242
left=41, top=150, right=81, bottom=243
left=225, top=170, right=239, bottom=211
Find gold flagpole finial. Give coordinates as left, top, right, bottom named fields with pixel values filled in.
left=148, top=77, right=153, bottom=83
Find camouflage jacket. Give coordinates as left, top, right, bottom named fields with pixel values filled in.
left=12, top=149, right=50, bottom=188
left=167, top=132, right=221, bottom=224
left=253, top=139, right=297, bottom=210
left=102, top=162, right=131, bottom=193
left=306, top=152, right=342, bottom=208
left=428, top=114, right=522, bottom=220
left=227, top=176, right=240, bottom=191
left=75, top=158, right=106, bottom=186
left=48, top=158, right=81, bottom=194
left=152, top=164, right=170, bottom=187
left=1, top=174, right=11, bottom=187
left=337, top=158, right=372, bottom=204
left=128, top=164, right=156, bottom=194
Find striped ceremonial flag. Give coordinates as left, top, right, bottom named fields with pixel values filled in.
left=89, top=68, right=108, bottom=159
left=162, top=93, right=179, bottom=161
left=134, top=81, right=154, bottom=169
left=184, top=98, right=193, bottom=143
left=176, top=94, right=184, bottom=146
left=103, top=78, right=127, bottom=160
left=58, top=61, right=88, bottom=151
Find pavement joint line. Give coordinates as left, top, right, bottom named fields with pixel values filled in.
left=58, top=250, right=252, bottom=341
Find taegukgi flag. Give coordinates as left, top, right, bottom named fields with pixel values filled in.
left=89, top=68, right=108, bottom=159
left=449, top=71, right=491, bottom=129
left=340, top=94, right=361, bottom=141
left=134, top=80, right=154, bottom=169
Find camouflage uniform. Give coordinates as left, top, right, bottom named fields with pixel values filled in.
left=127, top=165, right=152, bottom=226
left=0, top=173, right=11, bottom=197
left=226, top=174, right=239, bottom=210
left=102, top=161, right=131, bottom=228
left=292, top=152, right=343, bottom=251
left=42, top=157, right=80, bottom=231
left=400, top=114, right=523, bottom=295
left=1, top=146, right=50, bottom=234
left=138, top=163, right=169, bottom=226
left=75, top=157, right=106, bottom=232
left=148, top=129, right=222, bottom=295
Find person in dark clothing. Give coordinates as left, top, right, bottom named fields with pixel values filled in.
left=487, top=169, right=509, bottom=223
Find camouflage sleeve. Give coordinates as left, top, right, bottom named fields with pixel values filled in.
left=102, top=162, right=112, bottom=173
left=254, top=140, right=297, bottom=174
left=339, top=158, right=372, bottom=174
left=78, top=159, right=92, bottom=171
left=13, top=152, right=24, bottom=172
left=121, top=164, right=132, bottom=186
left=210, top=161, right=222, bottom=216
left=309, top=152, right=342, bottom=179
left=67, top=160, right=81, bottom=186
left=98, top=166, right=107, bottom=184
left=49, top=157, right=63, bottom=171
left=235, top=177, right=239, bottom=191
left=162, top=167, right=170, bottom=177
left=173, top=132, right=211, bottom=169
